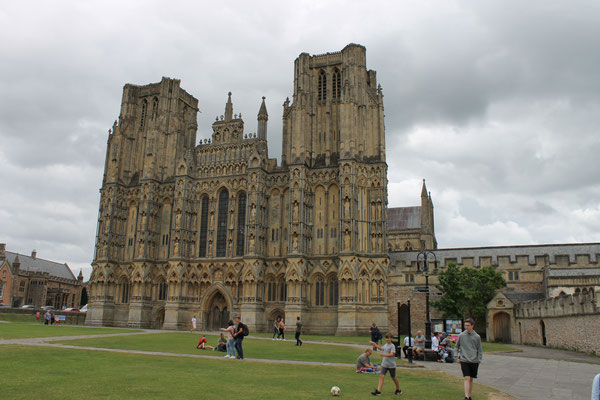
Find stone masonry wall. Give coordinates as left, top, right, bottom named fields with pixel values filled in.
left=515, top=292, right=600, bottom=355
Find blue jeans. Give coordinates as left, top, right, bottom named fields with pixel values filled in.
left=234, top=338, right=244, bottom=359
left=226, top=339, right=236, bottom=357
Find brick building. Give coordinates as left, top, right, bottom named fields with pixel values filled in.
left=0, top=243, right=83, bottom=308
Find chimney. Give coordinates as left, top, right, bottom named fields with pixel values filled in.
left=31, top=249, right=37, bottom=259
left=0, top=243, right=5, bottom=260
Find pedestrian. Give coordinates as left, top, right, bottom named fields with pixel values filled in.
left=220, top=319, right=237, bottom=358
left=191, top=315, right=197, bottom=332
left=295, top=316, right=303, bottom=346
left=369, top=333, right=402, bottom=396
left=278, top=318, right=285, bottom=340
left=456, top=318, right=483, bottom=400
left=370, top=323, right=382, bottom=349
left=44, top=311, right=51, bottom=325
left=50, top=312, right=55, bottom=325
left=272, top=317, right=280, bottom=340
left=402, top=335, right=414, bottom=358
left=592, top=373, right=600, bottom=400
left=233, top=316, right=247, bottom=360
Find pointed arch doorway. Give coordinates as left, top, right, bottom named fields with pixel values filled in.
left=206, top=291, right=229, bottom=331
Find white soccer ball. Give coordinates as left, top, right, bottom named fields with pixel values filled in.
left=330, top=386, right=341, bottom=396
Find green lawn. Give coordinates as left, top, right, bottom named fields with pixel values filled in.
left=0, top=345, right=498, bottom=400
left=0, top=322, right=141, bottom=339
left=54, top=332, right=400, bottom=365
left=253, top=332, right=518, bottom=353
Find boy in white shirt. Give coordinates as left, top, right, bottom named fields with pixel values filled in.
left=369, top=333, right=403, bottom=396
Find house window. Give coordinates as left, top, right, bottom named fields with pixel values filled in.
left=404, top=274, right=414, bottom=283
left=216, top=189, right=229, bottom=257
left=0, top=282, right=4, bottom=298
left=508, top=271, right=520, bottom=281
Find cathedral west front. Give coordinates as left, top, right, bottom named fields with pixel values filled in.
left=86, top=44, right=398, bottom=335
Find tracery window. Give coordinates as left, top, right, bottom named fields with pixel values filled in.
left=236, top=192, right=246, bottom=256
left=328, top=277, right=339, bottom=306
left=152, top=97, right=159, bottom=120
left=332, top=69, right=341, bottom=100
left=199, top=196, right=209, bottom=257
left=318, top=70, right=327, bottom=101
left=158, top=279, right=167, bottom=301
left=216, top=189, right=229, bottom=257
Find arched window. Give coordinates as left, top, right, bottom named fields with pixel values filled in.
left=120, top=278, right=130, bottom=304
left=332, top=69, right=341, bottom=100
left=315, top=276, right=325, bottom=306
left=198, top=196, right=209, bottom=257
left=158, top=279, right=167, bottom=301
left=404, top=241, right=413, bottom=251
left=216, top=189, right=229, bottom=257
left=236, top=192, right=246, bottom=256
left=327, top=275, right=338, bottom=306
left=318, top=70, right=327, bottom=101
left=139, top=99, right=147, bottom=131
left=575, top=288, right=581, bottom=295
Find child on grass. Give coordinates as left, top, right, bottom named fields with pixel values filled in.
left=369, top=333, right=402, bottom=396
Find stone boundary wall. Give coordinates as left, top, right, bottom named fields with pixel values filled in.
left=515, top=292, right=599, bottom=355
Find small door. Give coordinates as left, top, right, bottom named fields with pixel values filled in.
left=493, top=312, right=511, bottom=343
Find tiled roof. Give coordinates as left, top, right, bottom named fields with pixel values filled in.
left=387, top=206, right=421, bottom=230
left=503, top=291, right=545, bottom=304
left=5, top=251, right=76, bottom=281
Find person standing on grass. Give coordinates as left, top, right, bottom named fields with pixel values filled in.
left=44, top=311, right=51, bottom=325
left=456, top=318, right=483, bottom=400
left=295, top=316, right=303, bottom=346
left=272, top=317, right=280, bottom=340
left=220, top=320, right=237, bottom=358
left=191, top=315, right=197, bottom=332
left=369, top=333, right=403, bottom=396
left=233, top=316, right=246, bottom=359
left=278, top=318, right=285, bottom=340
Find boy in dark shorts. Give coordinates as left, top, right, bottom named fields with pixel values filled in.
left=456, top=318, right=482, bottom=400
left=369, top=333, right=402, bottom=396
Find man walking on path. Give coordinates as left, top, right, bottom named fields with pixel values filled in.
left=295, top=316, right=303, bottom=346
left=369, top=333, right=403, bottom=396
left=233, top=316, right=246, bottom=360
left=456, top=318, right=483, bottom=400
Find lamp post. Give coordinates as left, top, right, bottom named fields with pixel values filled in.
left=416, top=241, right=437, bottom=350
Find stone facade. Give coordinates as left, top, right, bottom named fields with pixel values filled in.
left=87, top=44, right=391, bottom=334
left=0, top=243, right=83, bottom=308
left=390, top=243, right=600, bottom=338
left=513, top=291, right=600, bottom=355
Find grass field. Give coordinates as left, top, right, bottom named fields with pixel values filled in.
left=54, top=332, right=399, bottom=365
left=0, top=344, right=498, bottom=400
left=252, top=332, right=518, bottom=353
left=0, top=322, right=141, bottom=339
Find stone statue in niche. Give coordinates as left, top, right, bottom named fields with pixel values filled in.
left=344, top=197, right=350, bottom=217
left=344, top=230, right=350, bottom=250
left=250, top=203, right=256, bottom=221
left=292, top=200, right=299, bottom=221
left=208, top=239, right=213, bottom=255
left=292, top=233, right=298, bottom=250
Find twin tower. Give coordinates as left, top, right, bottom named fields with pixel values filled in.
left=87, top=44, right=390, bottom=335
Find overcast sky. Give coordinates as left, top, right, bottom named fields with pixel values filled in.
left=1, top=0, right=599, bottom=280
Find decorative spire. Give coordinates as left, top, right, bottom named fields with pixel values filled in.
left=258, top=96, right=268, bottom=120
left=421, top=179, right=428, bottom=198
left=224, top=92, right=233, bottom=121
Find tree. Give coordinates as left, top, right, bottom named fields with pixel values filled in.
left=431, top=262, right=506, bottom=328
left=80, top=287, right=88, bottom=307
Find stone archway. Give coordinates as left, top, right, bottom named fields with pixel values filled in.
left=153, top=308, right=165, bottom=329
left=206, top=291, right=229, bottom=331
left=493, top=312, right=511, bottom=343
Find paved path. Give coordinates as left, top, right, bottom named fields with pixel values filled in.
left=420, top=347, right=600, bottom=400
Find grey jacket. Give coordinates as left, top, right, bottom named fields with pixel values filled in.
left=456, top=330, right=483, bottom=363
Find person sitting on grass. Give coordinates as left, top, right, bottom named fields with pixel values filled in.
left=196, top=335, right=214, bottom=350
left=216, top=333, right=227, bottom=352
left=369, top=333, right=403, bottom=396
left=356, top=348, right=378, bottom=373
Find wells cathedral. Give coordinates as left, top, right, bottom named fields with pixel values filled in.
left=87, top=44, right=599, bottom=346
